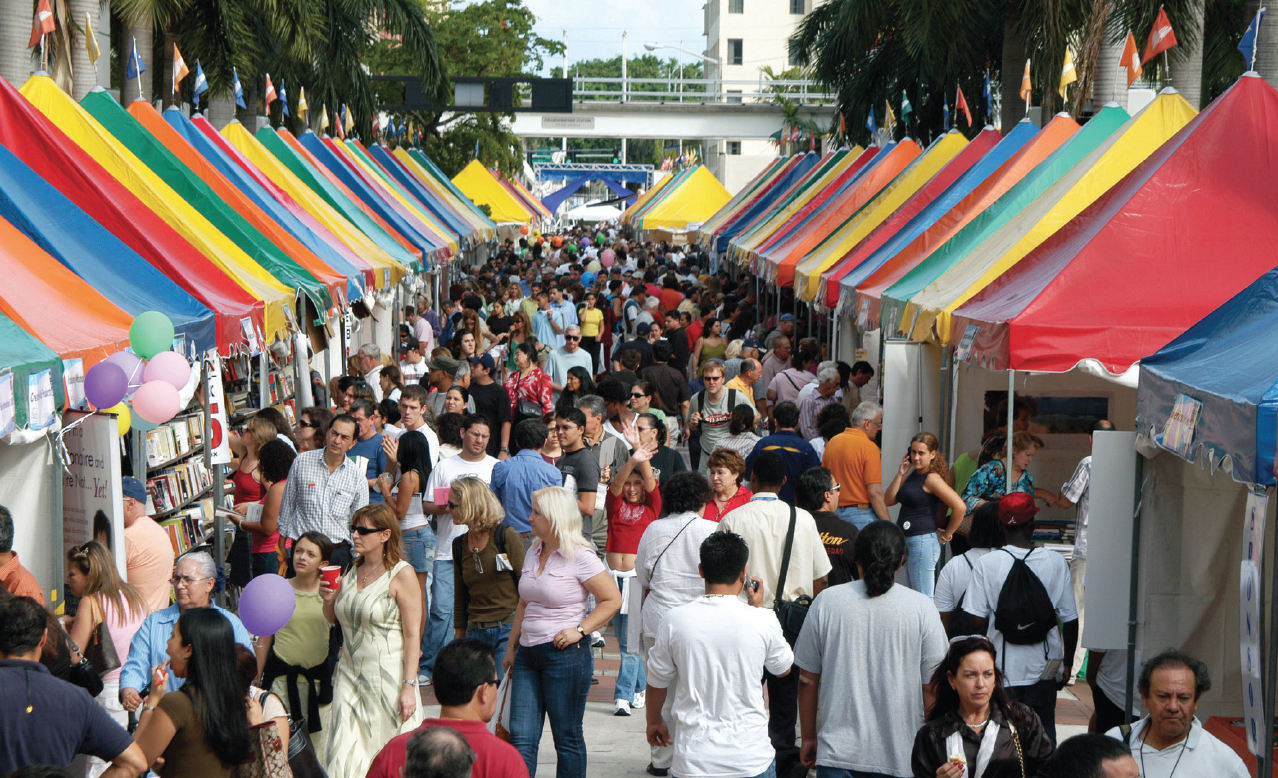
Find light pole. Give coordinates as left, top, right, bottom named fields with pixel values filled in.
left=644, top=43, right=719, bottom=102
left=562, top=30, right=568, bottom=152
left=621, top=31, right=628, bottom=164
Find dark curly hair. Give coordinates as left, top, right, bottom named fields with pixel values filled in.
left=664, top=471, right=712, bottom=515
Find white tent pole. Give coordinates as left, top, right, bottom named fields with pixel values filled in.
left=1006, top=369, right=1015, bottom=492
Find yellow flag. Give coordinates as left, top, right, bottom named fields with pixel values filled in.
left=1059, top=49, right=1077, bottom=98
left=297, top=87, right=308, bottom=118
left=343, top=104, right=353, bottom=134
left=84, top=13, right=100, bottom=65
left=1019, top=59, right=1033, bottom=104
left=171, top=44, right=189, bottom=94
left=319, top=105, right=329, bottom=131
left=885, top=100, right=896, bottom=134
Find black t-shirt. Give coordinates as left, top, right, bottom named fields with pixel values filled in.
left=666, top=328, right=691, bottom=374
left=487, top=315, right=512, bottom=335
left=812, top=511, right=859, bottom=586
left=639, top=364, right=692, bottom=417
left=610, top=370, right=639, bottom=391
left=469, top=381, right=512, bottom=457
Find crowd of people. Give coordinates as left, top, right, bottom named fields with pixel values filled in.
left=0, top=227, right=1252, bottom=778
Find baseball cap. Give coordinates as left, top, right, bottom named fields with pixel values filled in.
left=636, top=322, right=652, bottom=336
left=742, top=337, right=761, bottom=349
left=121, top=477, right=147, bottom=503
left=427, top=355, right=461, bottom=373
left=467, top=354, right=495, bottom=372
left=998, top=492, right=1040, bottom=527
left=780, top=313, right=796, bottom=322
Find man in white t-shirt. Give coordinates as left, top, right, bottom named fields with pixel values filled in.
left=646, top=531, right=792, bottom=778
left=399, top=338, right=429, bottom=384
left=417, top=415, right=498, bottom=684
left=963, top=492, right=1078, bottom=744
left=933, top=501, right=1001, bottom=634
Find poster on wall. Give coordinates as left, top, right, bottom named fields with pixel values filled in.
left=1157, top=393, right=1202, bottom=458
left=61, top=410, right=125, bottom=577
left=27, top=369, right=55, bottom=430
left=62, top=359, right=86, bottom=410
left=0, top=372, right=14, bottom=437
left=204, top=351, right=232, bottom=466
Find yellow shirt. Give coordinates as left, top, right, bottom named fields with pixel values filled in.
left=580, top=307, right=604, bottom=338
left=273, top=588, right=330, bottom=668
left=726, top=376, right=757, bottom=408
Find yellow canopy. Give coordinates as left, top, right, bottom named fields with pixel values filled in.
left=638, top=166, right=731, bottom=231
left=18, top=76, right=294, bottom=343
left=905, top=90, right=1198, bottom=343
left=452, top=159, right=533, bottom=224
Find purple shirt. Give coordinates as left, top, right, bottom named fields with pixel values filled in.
left=518, top=543, right=606, bottom=647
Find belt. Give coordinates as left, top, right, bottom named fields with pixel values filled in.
left=468, top=615, right=516, bottom=630
left=843, top=503, right=870, bottom=510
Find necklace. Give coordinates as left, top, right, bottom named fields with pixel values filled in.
left=1139, top=725, right=1190, bottom=778
left=966, top=718, right=990, bottom=730
left=361, top=559, right=385, bottom=585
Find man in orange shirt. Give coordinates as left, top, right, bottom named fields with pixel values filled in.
left=121, top=477, right=176, bottom=614
left=820, top=402, right=889, bottom=531
left=0, top=505, right=44, bottom=604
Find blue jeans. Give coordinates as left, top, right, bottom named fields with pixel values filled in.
left=837, top=506, right=877, bottom=530
left=467, top=622, right=513, bottom=675
left=420, top=556, right=454, bottom=675
left=611, top=611, right=645, bottom=703
left=815, top=769, right=900, bottom=778
left=402, top=525, right=436, bottom=574
left=511, top=640, right=593, bottom=778
left=904, top=533, right=941, bottom=598
left=739, top=761, right=777, bottom=778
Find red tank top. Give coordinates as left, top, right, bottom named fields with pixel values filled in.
left=230, top=465, right=265, bottom=503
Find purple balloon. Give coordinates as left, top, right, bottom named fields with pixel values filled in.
left=104, top=350, right=146, bottom=394
left=84, top=362, right=128, bottom=409
left=581, top=237, right=591, bottom=248
left=238, top=574, right=296, bottom=636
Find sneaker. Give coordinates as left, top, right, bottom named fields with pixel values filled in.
left=591, top=631, right=606, bottom=648
left=416, top=673, right=432, bottom=687
left=646, top=765, right=669, bottom=777
left=613, top=699, right=632, bottom=716
left=632, top=690, right=646, bottom=709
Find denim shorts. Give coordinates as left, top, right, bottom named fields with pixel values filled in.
left=402, top=525, right=436, bottom=573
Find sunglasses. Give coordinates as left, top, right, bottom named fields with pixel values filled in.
left=950, top=634, right=988, bottom=644
left=564, top=335, right=581, bottom=341
left=299, top=420, right=317, bottom=428
left=630, top=393, right=647, bottom=400
left=350, top=525, right=383, bottom=536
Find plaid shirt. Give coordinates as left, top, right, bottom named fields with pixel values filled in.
left=279, top=449, right=369, bottom=544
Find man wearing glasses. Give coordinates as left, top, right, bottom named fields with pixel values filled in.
left=279, top=414, right=368, bottom=570
left=821, top=402, right=889, bottom=530
left=685, top=362, right=752, bottom=474
left=545, top=326, right=593, bottom=405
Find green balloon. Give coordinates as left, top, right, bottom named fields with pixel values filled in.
left=130, top=311, right=175, bottom=359
left=128, top=402, right=163, bottom=432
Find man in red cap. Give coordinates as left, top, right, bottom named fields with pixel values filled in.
left=961, top=492, right=1078, bottom=743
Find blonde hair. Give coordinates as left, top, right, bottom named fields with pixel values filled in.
left=531, top=486, right=590, bottom=560
left=352, top=504, right=403, bottom=567
left=66, top=541, right=146, bottom=622
left=451, top=477, right=505, bottom=533
left=245, top=417, right=277, bottom=452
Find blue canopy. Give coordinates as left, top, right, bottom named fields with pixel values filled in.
left=541, top=175, right=635, bottom=215
left=715, top=152, right=820, bottom=253
left=0, top=142, right=217, bottom=354
left=367, top=145, right=482, bottom=244
left=1138, top=265, right=1278, bottom=487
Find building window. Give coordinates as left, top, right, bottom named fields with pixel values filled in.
left=790, top=0, right=804, bottom=13
left=729, top=0, right=743, bottom=12
left=728, top=39, right=743, bottom=66
left=788, top=44, right=801, bottom=67
left=727, top=90, right=743, bottom=103
left=727, top=141, right=742, bottom=155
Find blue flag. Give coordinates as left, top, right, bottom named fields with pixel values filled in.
left=1240, top=8, right=1265, bottom=70
left=125, top=37, right=146, bottom=80
left=279, top=82, right=289, bottom=117
left=233, top=67, right=246, bottom=109
left=943, top=95, right=950, bottom=131
left=865, top=106, right=876, bottom=135
left=983, top=71, right=993, bottom=119
left=474, top=138, right=480, bottom=158
left=192, top=61, right=208, bottom=108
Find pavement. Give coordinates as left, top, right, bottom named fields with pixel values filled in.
left=416, top=628, right=1097, bottom=777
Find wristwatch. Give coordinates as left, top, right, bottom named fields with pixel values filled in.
left=575, top=626, right=585, bottom=637
left=403, top=678, right=419, bottom=687
left=500, top=447, right=510, bottom=452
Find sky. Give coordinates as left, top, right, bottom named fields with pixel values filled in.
left=523, top=0, right=706, bottom=74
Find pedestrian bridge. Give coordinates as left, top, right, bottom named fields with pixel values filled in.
left=510, top=77, right=837, bottom=141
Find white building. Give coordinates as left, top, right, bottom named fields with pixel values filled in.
left=702, top=0, right=813, bottom=194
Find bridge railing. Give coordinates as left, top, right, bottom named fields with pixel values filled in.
left=564, top=76, right=835, bottom=105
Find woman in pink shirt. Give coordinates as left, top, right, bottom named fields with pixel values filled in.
left=503, top=486, right=621, bottom=778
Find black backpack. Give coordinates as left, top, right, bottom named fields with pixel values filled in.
left=945, top=555, right=977, bottom=639
left=992, top=548, right=1058, bottom=645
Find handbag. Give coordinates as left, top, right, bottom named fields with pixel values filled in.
left=64, top=631, right=104, bottom=698
left=517, top=398, right=543, bottom=419
left=232, top=720, right=292, bottom=778
left=773, top=502, right=812, bottom=648
left=82, top=599, right=121, bottom=676
left=285, top=716, right=327, bottom=778
left=492, top=671, right=514, bottom=743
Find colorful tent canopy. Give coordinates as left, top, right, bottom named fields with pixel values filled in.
left=341, top=140, right=473, bottom=247
left=18, top=76, right=293, bottom=345
left=156, top=107, right=369, bottom=304
left=0, top=142, right=216, bottom=354
left=360, top=144, right=485, bottom=244
left=696, top=157, right=792, bottom=248
left=453, top=160, right=535, bottom=224
left=0, top=77, right=257, bottom=353
left=621, top=170, right=679, bottom=224
left=78, top=92, right=336, bottom=317
left=709, top=154, right=823, bottom=252
left=403, top=149, right=499, bottom=232
left=952, top=76, right=1278, bottom=376
left=0, top=311, right=63, bottom=431
left=504, top=173, right=552, bottom=221
left=900, top=91, right=1197, bottom=344
left=627, top=166, right=729, bottom=231
left=845, top=105, right=1130, bottom=318
left=792, top=130, right=986, bottom=301
left=382, top=148, right=497, bottom=242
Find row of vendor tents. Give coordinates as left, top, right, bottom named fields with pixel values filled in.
left=0, top=74, right=548, bottom=432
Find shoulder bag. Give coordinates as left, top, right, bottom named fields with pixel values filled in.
left=82, top=597, right=121, bottom=676
left=773, top=502, right=812, bottom=647
left=63, top=629, right=104, bottom=698
left=232, top=719, right=292, bottom=778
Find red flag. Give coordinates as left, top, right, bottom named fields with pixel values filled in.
left=27, top=0, right=54, bottom=49
left=1142, top=6, right=1178, bottom=64
left=1120, top=30, right=1144, bottom=87
left=808, top=133, right=815, bottom=152
left=839, top=113, right=847, bottom=139
left=955, top=86, right=973, bottom=127
left=263, top=75, right=277, bottom=108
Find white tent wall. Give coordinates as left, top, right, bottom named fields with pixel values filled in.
left=0, top=440, right=59, bottom=602
left=1135, top=452, right=1257, bottom=717
left=881, top=342, right=944, bottom=514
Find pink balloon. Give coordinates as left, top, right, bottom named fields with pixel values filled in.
left=104, top=350, right=146, bottom=394
left=143, top=351, right=191, bottom=390
left=132, top=381, right=181, bottom=424
left=601, top=248, right=616, bottom=268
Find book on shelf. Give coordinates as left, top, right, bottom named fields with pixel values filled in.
left=145, top=415, right=207, bottom=469
left=146, top=458, right=212, bottom=516
left=158, top=507, right=212, bottom=556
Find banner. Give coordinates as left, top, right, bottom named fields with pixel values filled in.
left=1157, top=393, right=1201, bottom=458
left=62, top=358, right=86, bottom=410
left=61, top=410, right=125, bottom=577
left=27, top=369, right=55, bottom=430
left=0, top=372, right=14, bottom=437
left=1240, top=491, right=1268, bottom=755
left=294, top=332, right=314, bottom=409
left=204, top=352, right=232, bottom=466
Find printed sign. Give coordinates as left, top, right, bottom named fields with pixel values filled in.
left=383, top=268, right=391, bottom=289
left=62, top=359, right=86, bottom=410
left=885, top=306, right=899, bottom=340
left=282, top=303, right=297, bottom=330
left=857, top=298, right=870, bottom=329
left=240, top=317, right=261, bottom=357
left=1157, top=393, right=1202, bottom=458
left=27, top=369, right=55, bottom=430
left=956, top=325, right=981, bottom=363
left=905, top=307, right=921, bottom=340
left=0, top=372, right=14, bottom=437
left=61, top=410, right=125, bottom=576
left=204, top=352, right=232, bottom=466
left=1241, top=559, right=1265, bottom=755
left=343, top=312, right=354, bottom=365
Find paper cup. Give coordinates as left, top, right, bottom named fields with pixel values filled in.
left=321, top=566, right=341, bottom=590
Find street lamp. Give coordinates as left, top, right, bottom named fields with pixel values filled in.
left=644, top=43, right=720, bottom=101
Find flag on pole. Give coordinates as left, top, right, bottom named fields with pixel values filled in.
left=885, top=100, right=896, bottom=136
left=264, top=75, right=277, bottom=109
left=808, top=132, right=815, bottom=152
left=233, top=67, right=246, bottom=109
left=126, top=37, right=146, bottom=81
left=336, top=105, right=347, bottom=140
left=1059, top=48, right=1077, bottom=98
left=1142, top=5, right=1178, bottom=64
left=343, top=104, right=354, bottom=135
left=900, top=90, right=912, bottom=121
left=319, top=105, right=330, bottom=132
left=983, top=71, right=992, bottom=119
left=28, top=0, right=54, bottom=49
left=171, top=45, right=189, bottom=95
left=838, top=112, right=846, bottom=141
left=84, top=13, right=100, bottom=65
left=955, top=86, right=972, bottom=127
left=1120, top=30, right=1144, bottom=87
left=865, top=106, right=876, bottom=135
left=297, top=87, right=308, bottom=119
left=1239, top=8, right=1265, bottom=71
left=279, top=82, right=289, bottom=117
left=1019, top=59, right=1033, bottom=106
left=192, top=61, right=208, bottom=108
left=942, top=95, right=950, bottom=131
